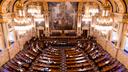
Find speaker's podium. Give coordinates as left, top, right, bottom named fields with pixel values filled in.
left=49, top=30, right=78, bottom=38
left=82, top=30, right=88, bottom=38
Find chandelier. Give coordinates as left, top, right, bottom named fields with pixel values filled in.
left=14, top=17, right=32, bottom=25
left=96, top=0, right=113, bottom=26
left=13, top=9, right=32, bottom=25
left=34, top=14, right=44, bottom=22
left=96, top=16, right=113, bottom=26
left=27, top=4, right=41, bottom=16
left=89, top=3, right=99, bottom=16
left=13, top=9, right=34, bottom=35
left=82, top=15, right=92, bottom=23
left=82, top=2, right=99, bottom=22
left=96, top=10, right=113, bottom=26
left=27, top=3, right=44, bottom=23
left=93, top=0, right=113, bottom=35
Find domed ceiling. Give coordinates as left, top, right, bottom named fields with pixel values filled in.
left=0, top=0, right=127, bottom=14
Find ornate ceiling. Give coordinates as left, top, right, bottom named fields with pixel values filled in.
left=0, top=0, right=127, bottom=14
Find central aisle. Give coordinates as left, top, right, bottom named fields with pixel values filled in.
left=29, top=46, right=98, bottom=72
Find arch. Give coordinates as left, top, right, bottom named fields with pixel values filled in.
left=0, top=0, right=127, bottom=14
left=114, top=0, right=126, bottom=13
left=122, top=0, right=127, bottom=13
left=12, top=0, right=17, bottom=13
left=1, top=0, right=11, bottom=13
left=24, top=0, right=103, bottom=11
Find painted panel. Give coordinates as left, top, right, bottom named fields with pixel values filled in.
left=48, top=2, right=78, bottom=30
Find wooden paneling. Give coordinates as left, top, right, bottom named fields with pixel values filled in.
left=117, top=50, right=128, bottom=68
left=0, top=49, right=9, bottom=67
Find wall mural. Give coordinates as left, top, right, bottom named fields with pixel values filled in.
left=48, top=2, right=78, bottom=30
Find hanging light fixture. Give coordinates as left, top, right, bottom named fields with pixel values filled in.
left=27, top=2, right=45, bottom=23
left=93, top=0, right=113, bottom=35
left=89, top=3, right=99, bottom=16
left=12, top=1, right=34, bottom=35
left=96, top=0, right=113, bottom=26
left=82, top=2, right=92, bottom=23
left=13, top=9, right=32, bottom=25
left=13, top=9, right=34, bottom=35
left=12, top=0, right=32, bottom=25
left=82, top=2, right=99, bottom=23
left=27, top=3, right=41, bottom=16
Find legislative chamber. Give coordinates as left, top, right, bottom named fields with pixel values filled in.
left=0, top=0, right=128, bottom=72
